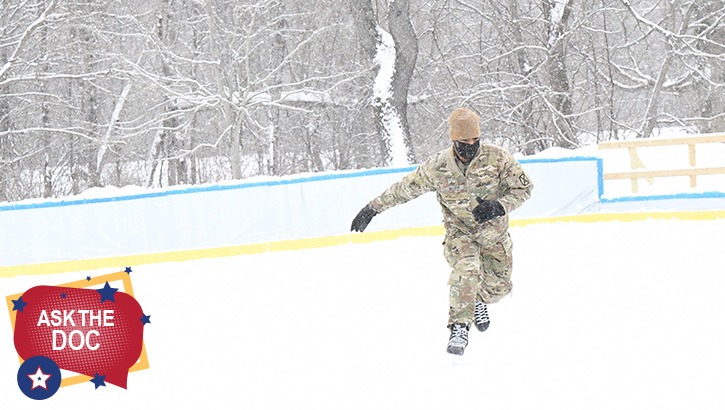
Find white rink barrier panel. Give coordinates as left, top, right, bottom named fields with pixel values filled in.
left=0, top=158, right=602, bottom=268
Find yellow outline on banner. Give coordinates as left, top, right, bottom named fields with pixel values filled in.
left=0, top=210, right=723, bottom=279
left=6, top=270, right=150, bottom=387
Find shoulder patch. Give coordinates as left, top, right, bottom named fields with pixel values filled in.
left=519, top=174, right=531, bottom=186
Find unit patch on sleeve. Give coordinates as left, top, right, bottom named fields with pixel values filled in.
left=519, top=174, right=531, bottom=186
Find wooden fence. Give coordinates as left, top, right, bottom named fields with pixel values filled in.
left=598, top=133, right=725, bottom=193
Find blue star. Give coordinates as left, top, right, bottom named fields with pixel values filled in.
left=61, top=293, right=67, bottom=298
left=96, top=282, right=119, bottom=304
left=140, top=313, right=151, bottom=326
left=89, top=373, right=106, bottom=389
left=86, top=276, right=91, bottom=281
left=12, top=297, right=28, bottom=313
left=125, top=267, right=132, bottom=274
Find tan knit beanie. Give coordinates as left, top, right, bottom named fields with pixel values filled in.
left=448, top=108, right=480, bottom=141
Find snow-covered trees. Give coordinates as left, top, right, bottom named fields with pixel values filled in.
left=1, top=0, right=724, bottom=202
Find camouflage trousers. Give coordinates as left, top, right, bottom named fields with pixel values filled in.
left=443, top=232, right=513, bottom=327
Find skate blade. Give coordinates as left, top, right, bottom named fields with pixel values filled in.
left=447, top=346, right=465, bottom=356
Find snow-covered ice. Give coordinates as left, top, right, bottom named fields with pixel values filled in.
left=2, top=218, right=723, bottom=408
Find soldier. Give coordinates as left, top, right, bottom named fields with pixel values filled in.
left=350, top=107, right=533, bottom=356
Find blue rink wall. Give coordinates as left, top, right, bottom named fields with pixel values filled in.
left=0, top=157, right=723, bottom=277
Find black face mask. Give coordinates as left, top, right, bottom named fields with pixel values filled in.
left=454, top=140, right=480, bottom=161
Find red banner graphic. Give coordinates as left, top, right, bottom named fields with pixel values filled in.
left=13, top=284, right=145, bottom=389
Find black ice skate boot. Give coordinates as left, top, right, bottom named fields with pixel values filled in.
left=446, top=323, right=469, bottom=356
left=474, top=299, right=490, bottom=332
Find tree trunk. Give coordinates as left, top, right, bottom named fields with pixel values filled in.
left=352, top=0, right=417, bottom=167
left=42, top=99, right=52, bottom=198
left=0, top=81, right=8, bottom=202
left=158, top=0, right=183, bottom=186
left=694, top=1, right=725, bottom=133
left=639, top=53, right=673, bottom=140
left=387, top=0, right=418, bottom=165
left=204, top=0, right=241, bottom=179
left=544, top=0, right=577, bottom=148
left=350, top=0, right=378, bottom=60
left=507, top=0, right=539, bottom=154
left=350, top=0, right=387, bottom=166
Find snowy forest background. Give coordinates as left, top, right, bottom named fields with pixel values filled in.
left=1, top=0, right=723, bottom=202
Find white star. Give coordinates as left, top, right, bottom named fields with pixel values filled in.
left=27, top=366, right=52, bottom=390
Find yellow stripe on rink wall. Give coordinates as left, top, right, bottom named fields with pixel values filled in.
left=1, top=210, right=722, bottom=279
left=510, top=209, right=725, bottom=225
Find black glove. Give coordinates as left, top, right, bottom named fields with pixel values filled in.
left=351, top=204, right=378, bottom=232
left=472, top=197, right=505, bottom=223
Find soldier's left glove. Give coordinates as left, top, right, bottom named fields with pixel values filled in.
left=351, top=204, right=378, bottom=232
left=472, top=197, right=505, bottom=223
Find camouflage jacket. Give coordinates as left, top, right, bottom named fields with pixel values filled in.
left=369, top=144, right=533, bottom=246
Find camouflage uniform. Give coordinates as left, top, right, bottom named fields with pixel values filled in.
left=368, top=143, right=533, bottom=327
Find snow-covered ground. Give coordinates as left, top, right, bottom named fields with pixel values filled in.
left=2, top=218, right=724, bottom=408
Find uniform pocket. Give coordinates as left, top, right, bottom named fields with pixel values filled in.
left=485, top=234, right=512, bottom=279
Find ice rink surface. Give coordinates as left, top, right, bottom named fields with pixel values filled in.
left=2, top=218, right=724, bottom=409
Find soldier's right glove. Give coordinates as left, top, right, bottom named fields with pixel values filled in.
left=351, top=204, right=378, bottom=232
left=472, top=197, right=505, bottom=223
